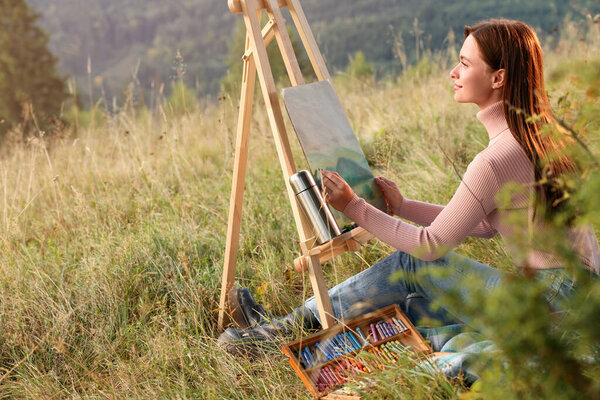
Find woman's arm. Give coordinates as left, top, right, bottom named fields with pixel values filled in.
left=332, top=155, right=500, bottom=260
left=398, top=198, right=497, bottom=238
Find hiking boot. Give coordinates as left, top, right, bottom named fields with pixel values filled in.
left=218, top=305, right=321, bottom=356
left=229, top=287, right=273, bottom=329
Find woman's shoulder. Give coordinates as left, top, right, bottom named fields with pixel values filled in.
left=479, top=132, right=534, bottom=175
left=464, top=136, right=534, bottom=190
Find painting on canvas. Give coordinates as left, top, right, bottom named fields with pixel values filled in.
left=282, top=80, right=387, bottom=231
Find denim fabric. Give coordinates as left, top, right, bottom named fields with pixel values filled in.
left=533, top=268, right=578, bottom=319
left=302, top=250, right=578, bottom=327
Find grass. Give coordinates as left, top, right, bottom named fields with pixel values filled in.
left=0, top=19, right=598, bottom=399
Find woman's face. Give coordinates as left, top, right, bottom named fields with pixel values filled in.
left=449, top=34, right=503, bottom=109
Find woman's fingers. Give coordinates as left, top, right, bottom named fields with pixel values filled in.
left=375, top=176, right=403, bottom=215
left=375, top=177, right=393, bottom=214
left=376, top=176, right=395, bottom=189
left=320, top=170, right=355, bottom=211
left=322, top=170, right=344, bottom=188
left=321, top=173, right=339, bottom=191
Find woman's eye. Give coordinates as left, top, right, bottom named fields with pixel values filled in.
left=460, top=61, right=468, bottom=67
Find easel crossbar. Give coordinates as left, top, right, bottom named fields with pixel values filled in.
left=243, top=19, right=275, bottom=60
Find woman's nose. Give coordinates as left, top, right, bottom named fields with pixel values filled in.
left=449, top=63, right=459, bottom=79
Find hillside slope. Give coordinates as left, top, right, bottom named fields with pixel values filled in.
left=29, top=0, right=597, bottom=101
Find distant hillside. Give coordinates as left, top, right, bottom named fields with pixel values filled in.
left=28, top=0, right=597, bottom=104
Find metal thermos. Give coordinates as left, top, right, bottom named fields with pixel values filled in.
left=289, top=170, right=341, bottom=244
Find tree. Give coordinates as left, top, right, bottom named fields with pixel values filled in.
left=0, top=0, right=67, bottom=137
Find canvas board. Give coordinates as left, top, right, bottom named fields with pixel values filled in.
left=282, top=80, right=387, bottom=231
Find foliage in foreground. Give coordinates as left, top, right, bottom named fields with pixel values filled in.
left=0, top=19, right=598, bottom=399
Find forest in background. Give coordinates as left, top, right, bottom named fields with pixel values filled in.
left=28, top=0, right=598, bottom=106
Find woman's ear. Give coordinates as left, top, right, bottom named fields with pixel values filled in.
left=492, top=68, right=506, bottom=89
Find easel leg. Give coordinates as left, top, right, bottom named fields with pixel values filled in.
left=307, top=255, right=335, bottom=329
left=218, top=36, right=257, bottom=332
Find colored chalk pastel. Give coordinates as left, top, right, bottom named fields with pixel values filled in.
left=307, top=347, right=317, bottom=365
left=381, top=321, right=394, bottom=338
left=388, top=347, right=400, bottom=360
left=346, top=331, right=361, bottom=350
left=384, top=321, right=396, bottom=336
left=342, top=332, right=355, bottom=351
left=317, top=342, right=333, bottom=361
left=314, top=342, right=325, bottom=361
left=302, top=348, right=312, bottom=367
left=296, top=350, right=308, bottom=368
left=385, top=319, right=396, bottom=334
left=393, top=317, right=407, bottom=332
left=300, top=348, right=311, bottom=368
left=328, top=337, right=340, bottom=357
left=344, top=332, right=357, bottom=350
left=315, top=342, right=329, bottom=360
left=346, top=358, right=360, bottom=373
left=378, top=323, right=387, bottom=338
left=343, top=332, right=357, bottom=352
left=299, top=349, right=308, bottom=368
left=304, top=347, right=314, bottom=366
left=369, top=348, right=385, bottom=367
left=353, top=358, right=369, bottom=373
left=336, top=334, right=350, bottom=354
left=324, top=337, right=338, bottom=358
left=331, top=367, right=345, bottom=384
left=388, top=341, right=405, bottom=353
left=387, top=319, right=399, bottom=334
left=385, top=347, right=399, bottom=358
left=355, top=359, right=370, bottom=373
left=335, top=335, right=347, bottom=356
left=319, top=367, right=331, bottom=385
left=370, top=323, right=378, bottom=342
left=325, top=367, right=339, bottom=385
left=308, top=347, right=317, bottom=366
left=375, top=323, right=387, bottom=339
left=377, top=346, right=393, bottom=363
left=355, top=327, right=368, bottom=345
left=378, top=322, right=390, bottom=338
left=339, top=334, right=353, bottom=354
left=386, top=321, right=397, bottom=336
left=381, top=345, right=398, bottom=361
left=320, top=369, right=332, bottom=387
left=331, top=335, right=343, bottom=356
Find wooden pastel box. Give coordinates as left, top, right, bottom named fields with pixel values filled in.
left=282, top=304, right=433, bottom=399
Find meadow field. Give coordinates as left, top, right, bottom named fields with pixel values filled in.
left=0, top=20, right=599, bottom=399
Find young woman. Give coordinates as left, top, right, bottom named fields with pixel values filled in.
left=218, top=19, right=599, bottom=351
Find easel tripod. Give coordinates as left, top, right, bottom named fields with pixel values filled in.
left=218, top=0, right=374, bottom=332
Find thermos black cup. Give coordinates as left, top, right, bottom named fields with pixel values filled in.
left=289, top=170, right=341, bottom=244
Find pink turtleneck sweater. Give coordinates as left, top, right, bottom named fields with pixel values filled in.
left=343, top=101, right=600, bottom=273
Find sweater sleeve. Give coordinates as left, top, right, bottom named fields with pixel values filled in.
left=343, top=155, right=500, bottom=260
left=398, top=199, right=497, bottom=238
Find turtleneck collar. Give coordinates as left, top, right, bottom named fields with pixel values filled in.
left=476, top=101, right=509, bottom=141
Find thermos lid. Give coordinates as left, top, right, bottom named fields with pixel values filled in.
left=289, top=170, right=316, bottom=194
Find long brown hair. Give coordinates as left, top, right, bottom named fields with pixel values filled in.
left=465, top=19, right=577, bottom=217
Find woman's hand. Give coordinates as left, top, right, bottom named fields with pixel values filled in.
left=321, top=170, right=356, bottom=212
left=375, top=176, right=404, bottom=215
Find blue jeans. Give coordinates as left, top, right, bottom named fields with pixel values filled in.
left=303, top=250, right=577, bottom=327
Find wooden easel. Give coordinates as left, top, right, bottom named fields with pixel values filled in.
left=218, top=0, right=374, bottom=332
